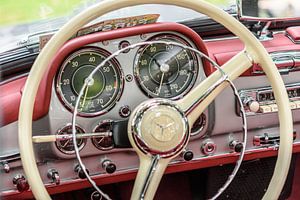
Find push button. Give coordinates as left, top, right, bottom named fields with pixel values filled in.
left=290, top=102, right=297, bottom=110
left=294, top=100, right=300, bottom=109
left=269, top=104, right=278, bottom=112
left=259, top=105, right=271, bottom=113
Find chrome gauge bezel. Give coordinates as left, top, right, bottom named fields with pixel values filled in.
left=55, top=124, right=87, bottom=155
left=91, top=120, right=114, bottom=151
left=55, top=47, right=124, bottom=117
left=134, top=34, right=199, bottom=100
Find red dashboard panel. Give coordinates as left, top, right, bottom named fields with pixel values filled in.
left=286, top=26, right=300, bottom=43
left=205, top=33, right=300, bottom=75
left=0, top=22, right=208, bottom=127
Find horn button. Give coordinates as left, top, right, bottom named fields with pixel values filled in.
left=130, top=99, right=189, bottom=158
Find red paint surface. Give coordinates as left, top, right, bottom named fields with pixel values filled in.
left=205, top=33, right=300, bottom=75
left=286, top=26, right=300, bottom=42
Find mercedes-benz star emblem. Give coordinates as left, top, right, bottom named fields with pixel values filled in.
left=150, top=115, right=177, bottom=142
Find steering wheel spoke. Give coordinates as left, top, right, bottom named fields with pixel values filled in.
left=131, top=154, right=170, bottom=200
left=177, top=50, right=253, bottom=126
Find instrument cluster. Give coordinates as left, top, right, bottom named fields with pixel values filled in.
left=53, top=31, right=208, bottom=155
left=56, top=33, right=199, bottom=116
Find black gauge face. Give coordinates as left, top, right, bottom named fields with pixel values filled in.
left=92, top=120, right=114, bottom=150
left=134, top=34, right=198, bottom=99
left=55, top=125, right=86, bottom=154
left=56, top=48, right=123, bottom=116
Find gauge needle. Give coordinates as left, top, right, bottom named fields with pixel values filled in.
left=61, top=140, right=70, bottom=148
left=157, top=72, right=165, bottom=95
left=81, top=85, right=89, bottom=110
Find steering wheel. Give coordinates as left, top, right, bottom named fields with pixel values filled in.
left=18, top=0, right=293, bottom=200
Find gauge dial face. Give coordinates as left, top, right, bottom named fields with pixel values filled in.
left=55, top=125, right=86, bottom=154
left=92, top=120, right=114, bottom=150
left=134, top=34, right=198, bottom=99
left=56, top=48, right=123, bottom=116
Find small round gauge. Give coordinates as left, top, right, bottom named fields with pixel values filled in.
left=92, top=120, right=114, bottom=150
left=56, top=48, right=123, bottom=117
left=55, top=125, right=86, bottom=154
left=134, top=34, right=198, bottom=99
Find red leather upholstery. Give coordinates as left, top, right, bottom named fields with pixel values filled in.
left=286, top=26, right=300, bottom=43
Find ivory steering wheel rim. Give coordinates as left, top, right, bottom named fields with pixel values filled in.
left=18, top=0, right=293, bottom=200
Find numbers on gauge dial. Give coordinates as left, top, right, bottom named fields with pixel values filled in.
left=134, top=34, right=198, bottom=99
left=56, top=48, right=123, bottom=116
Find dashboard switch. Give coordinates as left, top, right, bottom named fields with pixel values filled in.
left=229, top=140, right=243, bottom=153
left=247, top=100, right=260, bottom=113
left=47, top=169, right=60, bottom=185
left=241, top=96, right=260, bottom=113
left=269, top=104, right=278, bottom=112
left=290, top=102, right=297, bottom=109
left=181, top=149, right=194, bottom=161
left=74, top=165, right=90, bottom=179
left=294, top=100, right=300, bottom=108
left=259, top=105, right=271, bottom=113
left=0, top=161, right=10, bottom=173
left=13, top=174, right=29, bottom=192
left=102, top=159, right=116, bottom=174
left=119, top=105, right=131, bottom=118
left=201, top=141, right=216, bottom=155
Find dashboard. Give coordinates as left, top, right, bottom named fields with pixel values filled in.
left=1, top=22, right=300, bottom=199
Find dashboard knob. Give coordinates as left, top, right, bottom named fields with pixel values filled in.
left=201, top=141, right=216, bottom=155
left=241, top=96, right=260, bottom=113
left=229, top=140, right=244, bottom=153
left=102, top=159, right=116, bottom=174
left=13, top=174, right=29, bottom=192
left=247, top=100, right=260, bottom=113
left=181, top=149, right=194, bottom=161
left=47, top=169, right=60, bottom=185
left=74, top=165, right=89, bottom=179
left=119, top=105, right=131, bottom=118
left=1, top=161, right=10, bottom=173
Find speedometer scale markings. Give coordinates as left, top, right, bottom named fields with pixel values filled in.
left=134, top=34, right=198, bottom=99
left=56, top=48, right=123, bottom=116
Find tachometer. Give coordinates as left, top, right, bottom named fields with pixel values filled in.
left=134, top=34, right=198, bottom=99
left=56, top=48, right=123, bottom=116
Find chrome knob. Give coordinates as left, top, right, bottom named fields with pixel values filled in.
left=201, top=141, right=216, bottom=155
left=47, top=169, right=60, bottom=185
left=74, top=165, right=89, bottom=179
left=13, top=174, right=29, bottom=192
left=229, top=140, right=243, bottom=153
left=102, top=159, right=116, bottom=174
left=1, top=161, right=10, bottom=173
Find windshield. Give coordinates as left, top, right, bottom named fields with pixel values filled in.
left=0, top=0, right=234, bottom=51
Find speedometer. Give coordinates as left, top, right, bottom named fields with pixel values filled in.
left=56, top=48, right=123, bottom=117
left=134, top=34, right=198, bottom=99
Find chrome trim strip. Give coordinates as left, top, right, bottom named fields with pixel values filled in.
left=0, top=152, right=20, bottom=162
left=140, top=155, right=160, bottom=200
